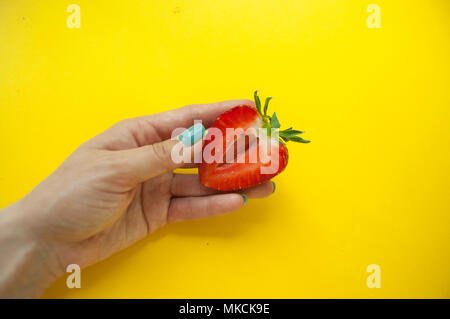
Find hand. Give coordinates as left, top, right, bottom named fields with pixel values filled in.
left=0, top=99, right=275, bottom=297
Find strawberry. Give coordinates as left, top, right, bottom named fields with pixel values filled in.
left=198, top=91, right=309, bottom=191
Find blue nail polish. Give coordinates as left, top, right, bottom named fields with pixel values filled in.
left=178, top=123, right=205, bottom=146
left=241, top=194, right=248, bottom=205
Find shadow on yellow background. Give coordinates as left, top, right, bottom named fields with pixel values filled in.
left=0, top=0, right=449, bottom=298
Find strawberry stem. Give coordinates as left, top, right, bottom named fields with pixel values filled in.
left=254, top=90, right=262, bottom=116
left=253, top=90, right=310, bottom=144
left=263, top=96, right=273, bottom=116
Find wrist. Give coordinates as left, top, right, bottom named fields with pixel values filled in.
left=0, top=200, right=64, bottom=298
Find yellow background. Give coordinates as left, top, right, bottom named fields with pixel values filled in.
left=0, top=0, right=449, bottom=298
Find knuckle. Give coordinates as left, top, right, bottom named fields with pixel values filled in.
left=150, top=142, right=171, bottom=164
left=114, top=118, right=134, bottom=128
left=103, top=152, right=135, bottom=185
left=103, top=152, right=125, bottom=174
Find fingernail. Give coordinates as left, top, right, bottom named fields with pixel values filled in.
left=271, top=181, right=276, bottom=193
left=241, top=194, right=248, bottom=205
left=178, top=123, right=205, bottom=146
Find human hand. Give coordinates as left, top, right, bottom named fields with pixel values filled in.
left=0, top=99, right=275, bottom=297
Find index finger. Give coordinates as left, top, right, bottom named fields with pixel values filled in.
left=85, top=99, right=254, bottom=150
left=141, top=99, right=254, bottom=140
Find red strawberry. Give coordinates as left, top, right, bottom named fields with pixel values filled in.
left=198, top=91, right=309, bottom=191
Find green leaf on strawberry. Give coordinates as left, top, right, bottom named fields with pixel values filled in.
left=263, top=96, right=273, bottom=116
left=254, top=90, right=262, bottom=116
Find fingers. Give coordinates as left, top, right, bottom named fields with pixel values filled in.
left=171, top=174, right=218, bottom=196
left=141, top=99, right=255, bottom=141
left=115, top=138, right=203, bottom=184
left=238, top=180, right=275, bottom=198
left=171, top=174, right=275, bottom=198
left=85, top=99, right=257, bottom=185
left=167, top=193, right=244, bottom=223
left=84, top=99, right=253, bottom=151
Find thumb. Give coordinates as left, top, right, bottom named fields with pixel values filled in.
left=115, top=124, right=205, bottom=183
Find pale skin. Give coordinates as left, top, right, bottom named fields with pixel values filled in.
left=0, top=99, right=274, bottom=298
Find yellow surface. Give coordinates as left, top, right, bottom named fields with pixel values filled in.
left=1, top=0, right=449, bottom=298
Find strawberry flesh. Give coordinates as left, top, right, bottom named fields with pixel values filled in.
left=198, top=91, right=308, bottom=191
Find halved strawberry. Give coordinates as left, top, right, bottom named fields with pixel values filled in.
left=198, top=91, right=309, bottom=191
